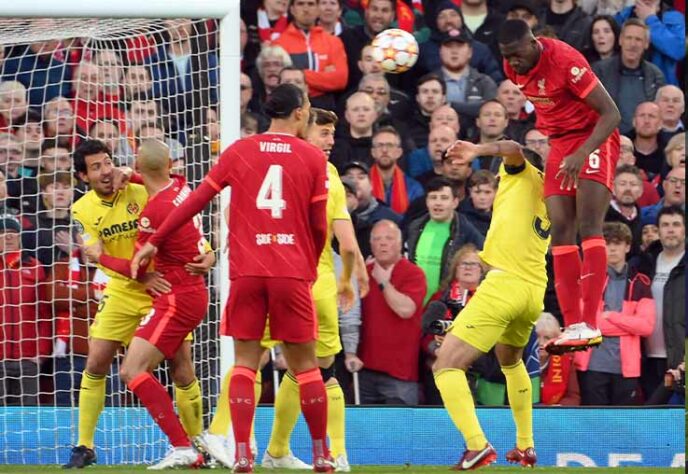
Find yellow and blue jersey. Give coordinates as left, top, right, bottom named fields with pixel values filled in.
left=479, top=161, right=550, bottom=288
left=72, top=183, right=149, bottom=293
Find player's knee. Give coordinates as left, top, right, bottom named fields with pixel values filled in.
left=119, top=365, right=138, bottom=385
left=578, top=219, right=603, bottom=239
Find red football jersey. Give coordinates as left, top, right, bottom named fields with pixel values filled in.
left=137, top=174, right=206, bottom=286
left=206, top=132, right=328, bottom=280
left=504, top=37, right=599, bottom=138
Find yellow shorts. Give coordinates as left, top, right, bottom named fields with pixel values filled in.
left=261, top=294, right=342, bottom=358
left=449, top=270, right=545, bottom=353
left=90, top=287, right=193, bottom=345
left=90, top=287, right=152, bottom=345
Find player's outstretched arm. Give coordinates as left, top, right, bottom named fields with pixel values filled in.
left=447, top=140, right=525, bottom=167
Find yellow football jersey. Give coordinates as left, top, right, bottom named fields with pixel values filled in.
left=479, top=161, right=550, bottom=288
left=312, top=163, right=351, bottom=299
left=72, top=183, right=149, bottom=293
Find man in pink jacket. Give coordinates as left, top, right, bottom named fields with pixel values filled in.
left=575, top=222, right=655, bottom=405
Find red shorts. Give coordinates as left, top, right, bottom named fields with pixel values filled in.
left=135, top=286, right=208, bottom=359
left=222, top=276, right=317, bottom=343
left=544, top=129, right=620, bottom=197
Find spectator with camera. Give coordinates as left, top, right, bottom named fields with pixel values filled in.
left=420, top=244, right=483, bottom=404
left=0, top=214, right=51, bottom=406
left=642, top=205, right=685, bottom=404
left=575, top=222, right=655, bottom=406
left=349, top=219, right=427, bottom=405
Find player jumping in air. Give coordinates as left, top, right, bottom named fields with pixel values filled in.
left=64, top=140, right=213, bottom=469
left=84, top=139, right=214, bottom=469
left=499, top=20, right=622, bottom=354
left=434, top=139, right=549, bottom=470
left=132, top=84, right=335, bottom=473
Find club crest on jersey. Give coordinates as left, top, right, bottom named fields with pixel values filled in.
left=537, top=78, right=546, bottom=95
left=140, top=217, right=151, bottom=229
left=570, top=66, right=588, bottom=84
left=127, top=203, right=140, bottom=215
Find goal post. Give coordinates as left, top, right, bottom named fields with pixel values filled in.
left=0, top=0, right=238, bottom=464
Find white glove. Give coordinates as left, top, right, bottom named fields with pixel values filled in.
left=52, top=338, right=68, bottom=358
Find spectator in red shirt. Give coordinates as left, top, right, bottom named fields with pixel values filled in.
left=348, top=219, right=427, bottom=405
left=535, top=312, right=580, bottom=406
left=0, top=215, right=51, bottom=406
left=72, top=62, right=126, bottom=137
left=43, top=96, right=83, bottom=150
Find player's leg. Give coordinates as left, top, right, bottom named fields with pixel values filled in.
left=495, top=343, right=537, bottom=467
left=269, top=278, right=333, bottom=472
left=62, top=337, right=120, bottom=468
left=546, top=195, right=583, bottom=327
left=170, top=340, right=203, bottom=439
left=120, top=337, right=193, bottom=449
left=576, top=178, right=612, bottom=328
left=498, top=282, right=544, bottom=467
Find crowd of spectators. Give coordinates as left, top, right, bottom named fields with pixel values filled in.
left=0, top=1, right=685, bottom=409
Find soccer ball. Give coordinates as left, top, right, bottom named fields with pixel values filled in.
left=370, top=28, right=419, bottom=74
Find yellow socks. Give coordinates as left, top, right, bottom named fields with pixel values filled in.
left=175, top=378, right=203, bottom=438
left=326, top=382, right=346, bottom=458
left=501, top=361, right=534, bottom=450
left=266, top=372, right=301, bottom=458
left=434, top=368, right=487, bottom=451
left=208, top=370, right=230, bottom=436
left=77, top=371, right=106, bottom=448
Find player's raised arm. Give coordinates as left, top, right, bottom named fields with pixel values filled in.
left=447, top=140, right=526, bottom=168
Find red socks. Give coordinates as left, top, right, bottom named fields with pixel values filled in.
left=229, top=366, right=257, bottom=461
left=552, top=245, right=582, bottom=327
left=580, top=236, right=606, bottom=328
left=295, top=368, right=330, bottom=460
left=128, top=373, right=191, bottom=448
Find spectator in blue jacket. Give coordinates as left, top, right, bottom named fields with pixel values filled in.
left=615, top=0, right=685, bottom=85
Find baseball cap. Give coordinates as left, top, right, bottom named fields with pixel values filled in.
left=0, top=214, right=21, bottom=233
left=341, top=176, right=357, bottom=195
left=436, top=0, right=461, bottom=15
left=342, top=161, right=369, bottom=175
left=441, top=29, right=471, bottom=46
left=508, top=0, right=538, bottom=15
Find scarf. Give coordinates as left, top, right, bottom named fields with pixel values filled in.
left=370, top=164, right=409, bottom=214
left=257, top=8, right=289, bottom=43
left=541, top=354, right=572, bottom=405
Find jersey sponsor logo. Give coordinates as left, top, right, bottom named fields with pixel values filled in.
left=255, top=233, right=295, bottom=246
left=525, top=96, right=554, bottom=105
left=99, top=219, right=139, bottom=238
left=127, top=203, right=140, bottom=215
left=259, top=141, right=293, bottom=153
left=570, top=66, right=588, bottom=83
left=532, top=216, right=551, bottom=240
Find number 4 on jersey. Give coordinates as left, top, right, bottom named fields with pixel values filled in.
left=257, top=165, right=286, bottom=218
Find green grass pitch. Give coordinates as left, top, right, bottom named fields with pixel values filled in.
left=0, top=466, right=681, bottom=473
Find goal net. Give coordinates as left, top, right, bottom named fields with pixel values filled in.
left=0, top=17, right=224, bottom=465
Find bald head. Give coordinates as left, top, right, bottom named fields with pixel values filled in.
left=137, top=139, right=171, bottom=175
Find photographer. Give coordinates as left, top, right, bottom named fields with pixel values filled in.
left=421, top=244, right=483, bottom=404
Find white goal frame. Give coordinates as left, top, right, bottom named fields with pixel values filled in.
left=0, top=0, right=239, bottom=375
